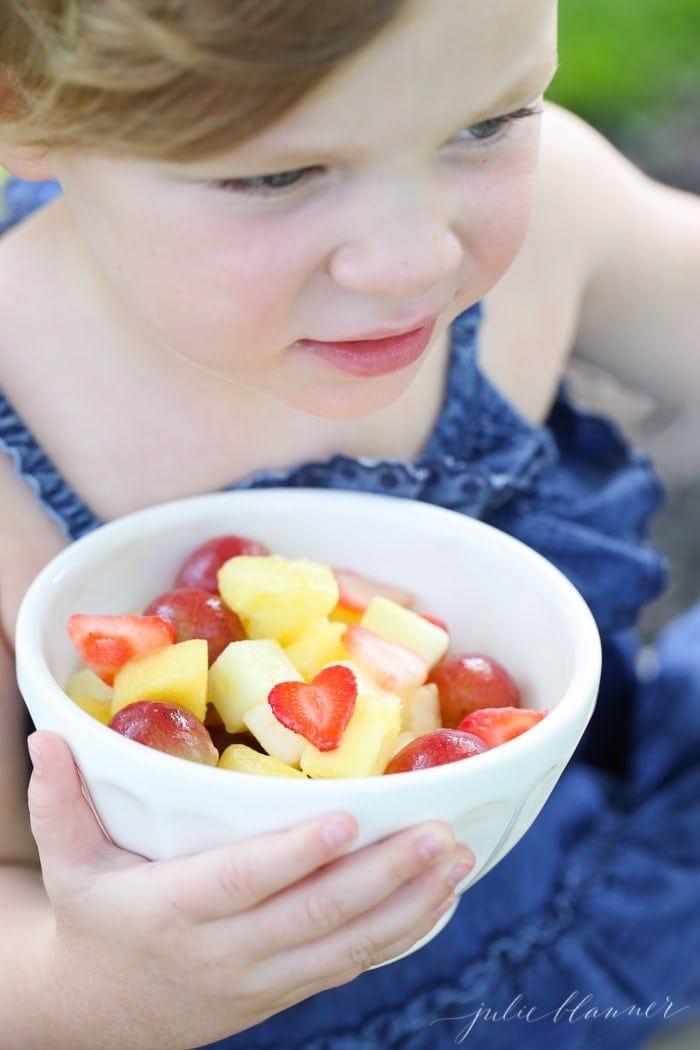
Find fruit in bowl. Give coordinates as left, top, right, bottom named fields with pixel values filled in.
left=15, top=487, right=601, bottom=961
left=62, top=532, right=547, bottom=780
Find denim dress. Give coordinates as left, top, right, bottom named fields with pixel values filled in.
left=2, top=179, right=699, bottom=1050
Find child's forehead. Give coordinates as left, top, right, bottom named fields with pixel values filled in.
left=190, top=0, right=557, bottom=167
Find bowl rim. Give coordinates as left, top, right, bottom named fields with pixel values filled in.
left=16, top=489, right=602, bottom=791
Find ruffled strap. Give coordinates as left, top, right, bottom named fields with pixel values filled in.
left=0, top=175, right=62, bottom=235
left=0, top=391, right=100, bottom=540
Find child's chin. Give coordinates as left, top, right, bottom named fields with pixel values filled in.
left=276, top=369, right=419, bottom=420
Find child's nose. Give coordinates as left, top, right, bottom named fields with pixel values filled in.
left=328, top=193, right=464, bottom=299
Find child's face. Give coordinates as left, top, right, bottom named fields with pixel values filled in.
left=52, top=0, right=557, bottom=419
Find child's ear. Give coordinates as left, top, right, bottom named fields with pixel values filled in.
left=0, top=144, right=54, bottom=182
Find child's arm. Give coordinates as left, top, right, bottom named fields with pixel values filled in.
left=541, top=103, right=700, bottom=400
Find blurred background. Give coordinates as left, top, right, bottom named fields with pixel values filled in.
left=548, top=0, right=700, bottom=643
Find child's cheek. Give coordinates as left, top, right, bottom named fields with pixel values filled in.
left=457, top=136, right=541, bottom=293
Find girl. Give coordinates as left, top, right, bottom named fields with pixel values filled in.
left=1, top=1, right=699, bottom=1047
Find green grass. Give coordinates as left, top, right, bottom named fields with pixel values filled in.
left=548, top=0, right=700, bottom=130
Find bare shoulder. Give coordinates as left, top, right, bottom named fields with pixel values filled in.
left=481, top=103, right=700, bottom=411
left=0, top=198, right=69, bottom=352
left=477, top=103, right=608, bottom=421
left=0, top=453, right=66, bottom=643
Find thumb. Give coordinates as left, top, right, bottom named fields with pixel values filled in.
left=27, top=731, right=134, bottom=896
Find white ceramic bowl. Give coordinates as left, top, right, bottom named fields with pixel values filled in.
left=16, top=489, right=600, bottom=949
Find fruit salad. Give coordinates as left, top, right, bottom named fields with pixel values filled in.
left=63, top=533, right=547, bottom=778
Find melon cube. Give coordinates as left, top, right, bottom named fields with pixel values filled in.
left=300, top=692, right=401, bottom=779
left=400, top=682, right=441, bottom=735
left=207, top=639, right=302, bottom=733
left=360, top=596, right=449, bottom=668
left=218, top=743, right=307, bottom=779
left=111, top=638, right=208, bottom=721
left=391, top=731, right=416, bottom=757
left=243, top=701, right=306, bottom=767
left=218, top=555, right=339, bottom=643
left=66, top=667, right=113, bottom=703
left=284, top=617, right=346, bottom=680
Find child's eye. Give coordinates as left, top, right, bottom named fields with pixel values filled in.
left=212, top=166, right=323, bottom=196
left=453, top=105, right=542, bottom=145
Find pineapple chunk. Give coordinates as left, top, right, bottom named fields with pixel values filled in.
left=300, top=692, right=401, bottom=779
left=243, top=701, right=306, bottom=767
left=218, top=744, right=307, bottom=779
left=361, top=596, right=449, bottom=668
left=284, top=617, right=346, bottom=680
left=400, top=683, right=441, bottom=736
left=111, top=639, right=208, bottom=721
left=332, top=659, right=397, bottom=699
left=218, top=555, right=339, bottom=643
left=65, top=668, right=113, bottom=724
left=69, top=694, right=113, bottom=725
left=207, top=639, right=302, bottom=733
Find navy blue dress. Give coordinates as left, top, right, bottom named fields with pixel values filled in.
left=2, top=178, right=699, bottom=1049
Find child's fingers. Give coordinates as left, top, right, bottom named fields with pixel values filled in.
left=159, top=812, right=360, bottom=922
left=244, top=823, right=472, bottom=955
left=263, top=852, right=469, bottom=1002
left=26, top=731, right=140, bottom=897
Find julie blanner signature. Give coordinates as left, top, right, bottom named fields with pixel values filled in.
left=432, top=991, right=691, bottom=1042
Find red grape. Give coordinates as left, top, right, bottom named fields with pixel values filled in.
left=143, top=587, right=245, bottom=664
left=385, top=729, right=486, bottom=773
left=430, top=653, right=520, bottom=729
left=175, top=535, right=269, bottom=593
left=109, top=701, right=218, bottom=765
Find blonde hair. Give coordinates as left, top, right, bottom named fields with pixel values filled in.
left=0, top=0, right=404, bottom=160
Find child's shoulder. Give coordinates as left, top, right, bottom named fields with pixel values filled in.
left=0, top=198, right=74, bottom=636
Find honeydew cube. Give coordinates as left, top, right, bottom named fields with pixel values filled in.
left=218, top=555, right=339, bottom=644
left=300, top=693, right=401, bottom=779
left=65, top=668, right=113, bottom=724
left=361, top=596, right=449, bottom=668
left=218, top=744, right=307, bottom=779
left=284, top=617, right=347, bottom=680
left=391, top=731, right=416, bottom=757
left=400, top=683, right=441, bottom=736
left=243, top=701, right=306, bottom=767
left=207, top=639, right=302, bottom=733
left=66, top=667, right=113, bottom=703
left=111, top=639, right=208, bottom=721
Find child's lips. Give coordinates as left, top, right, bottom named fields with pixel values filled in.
left=295, top=320, right=437, bottom=378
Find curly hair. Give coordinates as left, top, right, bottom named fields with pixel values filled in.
left=0, top=0, right=405, bottom=159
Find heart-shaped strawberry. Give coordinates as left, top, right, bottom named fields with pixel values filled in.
left=268, top=665, right=358, bottom=751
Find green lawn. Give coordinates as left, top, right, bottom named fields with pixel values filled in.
left=549, top=0, right=700, bottom=131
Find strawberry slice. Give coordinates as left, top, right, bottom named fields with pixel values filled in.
left=457, top=706, right=547, bottom=749
left=333, top=568, right=414, bottom=614
left=343, top=624, right=429, bottom=692
left=67, top=614, right=176, bottom=686
left=268, top=665, right=358, bottom=751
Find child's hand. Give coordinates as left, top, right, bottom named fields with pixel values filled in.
left=26, top=732, right=474, bottom=1049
